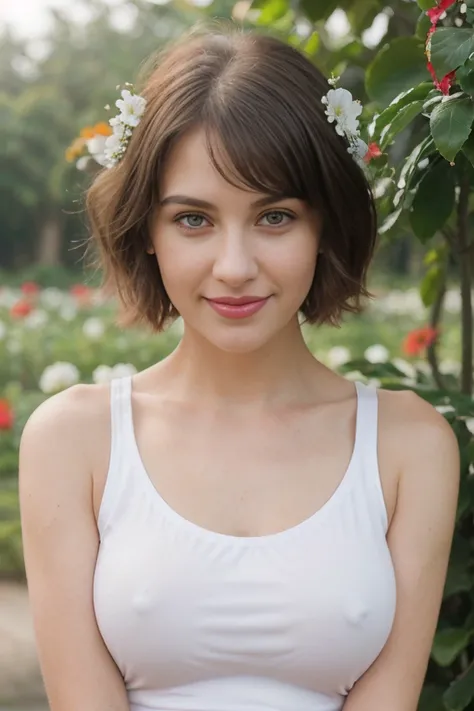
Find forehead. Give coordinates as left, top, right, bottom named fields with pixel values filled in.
left=160, top=127, right=266, bottom=203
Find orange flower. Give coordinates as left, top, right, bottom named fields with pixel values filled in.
left=93, top=122, right=113, bottom=136
left=0, top=400, right=13, bottom=430
left=80, top=125, right=98, bottom=139
left=80, top=122, right=112, bottom=139
left=403, top=326, right=438, bottom=357
left=10, top=299, right=33, bottom=319
left=65, top=136, right=86, bottom=162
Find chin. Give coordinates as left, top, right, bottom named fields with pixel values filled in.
left=204, top=328, right=275, bottom=355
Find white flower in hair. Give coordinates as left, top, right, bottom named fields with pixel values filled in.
left=116, top=89, right=147, bottom=128
left=348, top=136, right=369, bottom=162
left=321, top=79, right=368, bottom=166
left=86, top=134, right=109, bottom=167
left=100, top=84, right=147, bottom=168
left=321, top=88, right=362, bottom=137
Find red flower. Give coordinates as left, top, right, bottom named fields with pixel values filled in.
left=70, top=283, right=92, bottom=306
left=364, top=142, right=383, bottom=163
left=426, top=0, right=457, bottom=25
left=425, top=2, right=458, bottom=95
left=20, top=281, right=40, bottom=296
left=403, top=326, right=439, bottom=357
left=0, top=400, right=14, bottom=430
left=10, top=299, right=33, bottom=319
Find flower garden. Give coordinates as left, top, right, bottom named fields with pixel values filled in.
left=1, top=278, right=473, bottom=579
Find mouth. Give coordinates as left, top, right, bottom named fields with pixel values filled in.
left=204, top=296, right=271, bottom=320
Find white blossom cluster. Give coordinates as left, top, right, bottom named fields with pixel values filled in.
left=86, top=87, right=147, bottom=169
left=321, top=78, right=368, bottom=164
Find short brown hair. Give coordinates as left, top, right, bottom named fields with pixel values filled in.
left=86, top=22, right=377, bottom=331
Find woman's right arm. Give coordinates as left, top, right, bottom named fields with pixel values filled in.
left=19, top=385, right=130, bottom=711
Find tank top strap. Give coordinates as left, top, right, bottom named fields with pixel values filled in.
left=97, top=375, right=135, bottom=535
left=353, top=381, right=388, bottom=531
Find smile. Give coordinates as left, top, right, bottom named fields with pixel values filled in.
left=205, top=296, right=270, bottom=320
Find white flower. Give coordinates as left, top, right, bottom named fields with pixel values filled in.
left=59, top=303, right=78, bottom=321
left=392, top=358, right=416, bottom=379
left=92, top=365, right=114, bottom=384
left=92, top=363, right=137, bottom=384
left=348, top=137, right=368, bottom=161
left=322, top=88, right=362, bottom=137
left=83, top=317, right=105, bottom=340
left=39, top=362, right=80, bottom=394
left=345, top=370, right=365, bottom=382
left=86, top=135, right=108, bottom=162
left=327, top=345, right=351, bottom=368
left=435, top=405, right=456, bottom=415
left=439, top=359, right=461, bottom=376
left=76, top=156, right=90, bottom=171
left=24, top=309, right=48, bottom=329
left=364, top=344, right=389, bottom=364
left=367, top=377, right=381, bottom=388
left=466, top=418, right=474, bottom=435
left=39, top=287, right=64, bottom=310
left=115, top=89, right=146, bottom=128
left=0, top=320, right=6, bottom=340
left=112, top=363, right=137, bottom=379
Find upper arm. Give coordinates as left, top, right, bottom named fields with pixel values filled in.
left=343, top=390, right=460, bottom=711
left=19, top=385, right=129, bottom=711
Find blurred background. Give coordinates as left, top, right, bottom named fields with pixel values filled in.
left=0, top=0, right=473, bottom=709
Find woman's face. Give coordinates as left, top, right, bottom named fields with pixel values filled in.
left=150, top=127, right=321, bottom=354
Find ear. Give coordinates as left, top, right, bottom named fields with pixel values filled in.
left=146, top=247, right=155, bottom=255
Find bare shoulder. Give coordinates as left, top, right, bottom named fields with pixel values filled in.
left=21, top=384, right=109, bottom=451
left=19, top=382, right=111, bottom=489
left=377, top=387, right=460, bottom=467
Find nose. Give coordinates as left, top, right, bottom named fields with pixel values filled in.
left=212, top=228, right=259, bottom=287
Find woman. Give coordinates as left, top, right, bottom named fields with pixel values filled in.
left=19, top=24, right=459, bottom=711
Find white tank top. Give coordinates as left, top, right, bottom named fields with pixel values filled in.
left=93, top=375, right=397, bottom=711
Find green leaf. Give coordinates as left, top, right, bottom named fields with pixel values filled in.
left=366, top=37, right=430, bottom=106
left=379, top=100, right=425, bottom=150
left=430, top=28, right=474, bottom=78
left=409, top=160, right=456, bottom=242
left=420, top=265, right=445, bottom=306
left=254, top=0, right=289, bottom=23
left=432, top=628, right=473, bottom=667
left=419, top=685, right=448, bottom=711
left=370, top=82, right=432, bottom=138
left=444, top=661, right=474, bottom=711
left=430, top=96, right=474, bottom=162
left=463, top=130, right=474, bottom=166
left=458, top=61, right=474, bottom=96
left=299, top=0, right=338, bottom=22
left=416, top=11, right=432, bottom=42
left=304, top=31, right=319, bottom=56
left=417, top=0, right=435, bottom=9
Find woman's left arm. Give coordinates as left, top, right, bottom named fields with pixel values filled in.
left=343, top=391, right=460, bottom=711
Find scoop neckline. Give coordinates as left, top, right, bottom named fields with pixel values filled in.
left=126, top=379, right=364, bottom=547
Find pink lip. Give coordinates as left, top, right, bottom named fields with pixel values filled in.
left=206, top=296, right=270, bottom=320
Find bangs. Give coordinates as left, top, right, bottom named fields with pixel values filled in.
left=202, top=95, right=325, bottom=205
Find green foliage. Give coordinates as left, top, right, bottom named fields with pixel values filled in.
left=430, top=28, right=474, bottom=80
left=409, top=160, right=456, bottom=242
left=365, top=37, right=430, bottom=105
left=430, top=95, right=474, bottom=163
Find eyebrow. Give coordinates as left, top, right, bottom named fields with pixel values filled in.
left=159, top=194, right=291, bottom=210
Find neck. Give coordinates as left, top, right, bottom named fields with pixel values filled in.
left=163, top=317, right=325, bottom=407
